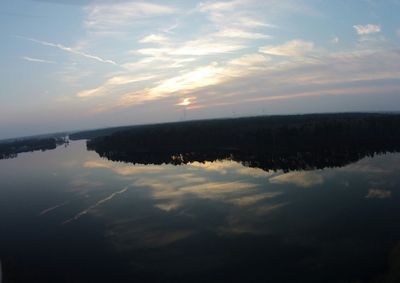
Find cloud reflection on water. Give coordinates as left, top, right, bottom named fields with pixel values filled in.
left=269, top=171, right=324, bottom=188
left=3, top=140, right=400, bottom=282
left=62, top=187, right=128, bottom=225
left=39, top=201, right=69, bottom=216
left=365, top=189, right=392, bottom=199
left=77, top=158, right=289, bottom=250
left=69, top=150, right=400, bottom=261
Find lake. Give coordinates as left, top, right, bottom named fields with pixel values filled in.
left=1, top=140, right=400, bottom=282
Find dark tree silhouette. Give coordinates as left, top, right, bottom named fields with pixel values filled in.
left=86, top=113, right=400, bottom=172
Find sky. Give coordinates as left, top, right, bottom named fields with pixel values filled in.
left=1, top=0, right=400, bottom=139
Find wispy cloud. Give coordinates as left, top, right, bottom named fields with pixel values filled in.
left=197, top=0, right=246, bottom=12
left=214, top=28, right=271, bottom=39
left=139, top=34, right=169, bottom=44
left=353, top=24, right=381, bottom=35
left=235, top=16, right=275, bottom=28
left=228, top=54, right=270, bottom=66
left=198, top=0, right=318, bottom=29
left=112, top=62, right=229, bottom=107
left=145, top=62, right=225, bottom=95
left=135, top=37, right=246, bottom=57
left=77, top=74, right=155, bottom=98
left=330, top=36, right=339, bottom=44
left=18, top=36, right=117, bottom=65
left=259, top=40, right=314, bottom=57
left=174, top=38, right=246, bottom=56
left=84, top=2, right=176, bottom=31
left=95, top=44, right=400, bottom=115
left=21, top=56, right=55, bottom=64
left=196, top=0, right=276, bottom=39
left=66, top=1, right=400, bottom=118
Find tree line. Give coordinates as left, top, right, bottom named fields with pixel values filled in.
left=86, top=113, right=400, bottom=171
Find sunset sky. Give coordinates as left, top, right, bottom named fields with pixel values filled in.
left=1, top=0, right=400, bottom=139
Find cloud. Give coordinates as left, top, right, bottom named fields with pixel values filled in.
left=196, top=0, right=276, bottom=43
left=32, top=0, right=91, bottom=5
left=21, top=56, right=55, bottom=64
left=96, top=45, right=400, bottom=113
left=77, top=75, right=155, bottom=98
left=176, top=97, right=196, bottom=107
left=330, top=36, right=339, bottom=44
left=198, top=0, right=318, bottom=31
left=105, top=61, right=234, bottom=108
left=146, top=62, right=226, bottom=96
left=84, top=2, right=176, bottom=31
left=197, top=0, right=246, bottom=12
left=18, top=36, right=117, bottom=65
left=69, top=0, right=400, bottom=116
left=113, top=49, right=280, bottom=108
left=198, top=46, right=400, bottom=107
left=139, top=34, right=169, bottom=44
left=173, top=38, right=246, bottom=56
left=269, top=172, right=324, bottom=188
left=135, top=38, right=246, bottom=58
left=365, top=189, right=392, bottom=199
left=353, top=24, right=381, bottom=35
left=208, top=85, right=400, bottom=109
left=114, top=63, right=227, bottom=107
left=214, top=28, right=271, bottom=39
left=122, top=56, right=196, bottom=71
left=228, top=54, right=270, bottom=66
left=259, top=40, right=314, bottom=57
left=235, top=16, right=275, bottom=28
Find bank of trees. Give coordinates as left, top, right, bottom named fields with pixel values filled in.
left=87, top=113, right=400, bottom=171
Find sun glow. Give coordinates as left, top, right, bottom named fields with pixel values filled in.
left=176, top=97, right=193, bottom=106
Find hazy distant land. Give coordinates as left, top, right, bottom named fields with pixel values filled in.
left=0, top=137, right=68, bottom=159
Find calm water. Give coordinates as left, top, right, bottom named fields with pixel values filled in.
left=1, top=140, right=400, bottom=282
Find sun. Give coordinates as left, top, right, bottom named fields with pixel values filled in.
left=176, top=97, right=193, bottom=106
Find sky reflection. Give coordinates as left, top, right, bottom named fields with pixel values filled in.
left=1, top=141, right=400, bottom=282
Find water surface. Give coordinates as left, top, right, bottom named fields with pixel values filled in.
left=1, top=140, right=400, bottom=282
